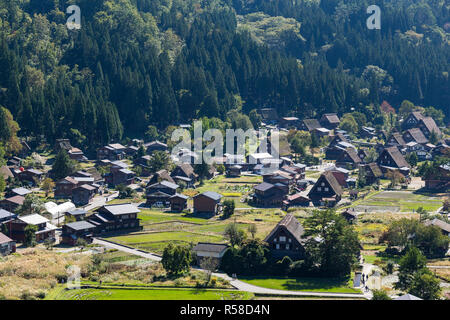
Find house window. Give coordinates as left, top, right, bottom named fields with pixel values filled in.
left=288, top=238, right=292, bottom=243
left=325, top=187, right=329, bottom=191
left=286, top=244, right=290, bottom=250
left=317, top=187, right=321, bottom=191
left=276, top=244, right=280, bottom=250
left=321, top=182, right=325, bottom=186
left=279, top=236, right=286, bottom=242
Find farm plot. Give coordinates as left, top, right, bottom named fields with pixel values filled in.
left=353, top=191, right=443, bottom=213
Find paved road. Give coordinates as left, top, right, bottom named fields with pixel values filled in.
left=92, top=238, right=162, bottom=261
left=93, top=239, right=366, bottom=299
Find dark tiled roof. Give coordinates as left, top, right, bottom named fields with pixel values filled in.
left=100, top=203, right=140, bottom=216
left=0, top=232, right=14, bottom=244
left=65, top=221, right=96, bottom=231
left=403, top=128, right=428, bottom=144
left=0, top=166, right=14, bottom=179
left=264, top=214, right=305, bottom=244
left=196, top=191, right=223, bottom=201
left=382, top=147, right=410, bottom=168
left=302, top=119, right=321, bottom=131
left=366, top=163, right=382, bottom=178
left=321, top=113, right=340, bottom=123
left=315, top=171, right=344, bottom=196
left=388, top=132, right=406, bottom=146
left=0, top=209, right=16, bottom=220
left=420, top=117, right=441, bottom=136
left=254, top=182, right=275, bottom=192
left=174, top=164, right=196, bottom=177
left=193, top=242, right=229, bottom=253
left=4, top=195, right=25, bottom=205
left=424, top=218, right=450, bottom=233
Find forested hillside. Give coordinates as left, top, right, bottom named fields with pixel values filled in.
left=0, top=0, right=448, bottom=152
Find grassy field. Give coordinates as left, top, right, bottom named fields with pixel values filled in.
left=46, top=285, right=254, bottom=300
left=239, top=276, right=360, bottom=294
left=108, top=231, right=225, bottom=254
left=352, top=191, right=443, bottom=213
left=107, top=206, right=284, bottom=254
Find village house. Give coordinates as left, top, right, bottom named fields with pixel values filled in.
left=54, top=139, right=72, bottom=153
left=401, top=111, right=425, bottom=131
left=169, top=193, right=189, bottom=212
left=0, top=209, right=17, bottom=226
left=18, top=169, right=44, bottom=185
left=335, top=147, right=361, bottom=169
left=282, top=193, right=310, bottom=210
left=263, top=170, right=294, bottom=186
left=248, top=152, right=274, bottom=165
left=8, top=187, right=32, bottom=198
left=72, top=184, right=96, bottom=206
left=105, top=161, right=136, bottom=186
left=341, top=208, right=358, bottom=224
left=148, top=169, right=175, bottom=185
left=402, top=128, right=428, bottom=145
left=88, top=203, right=141, bottom=233
left=0, top=165, right=14, bottom=181
left=433, top=143, right=450, bottom=157
left=386, top=132, right=406, bottom=148
left=362, top=163, right=383, bottom=185
left=0, top=195, right=25, bottom=212
left=252, top=182, right=289, bottom=207
left=55, top=176, right=79, bottom=198
left=193, top=191, right=223, bottom=215
left=146, top=180, right=179, bottom=207
left=65, top=209, right=88, bottom=222
left=312, top=127, right=331, bottom=138
left=280, top=117, right=300, bottom=129
left=259, top=108, right=279, bottom=124
left=325, top=166, right=350, bottom=187
left=357, top=148, right=370, bottom=163
left=61, top=221, right=97, bottom=245
left=325, top=141, right=356, bottom=160
left=359, top=126, right=377, bottom=139
left=171, top=163, right=198, bottom=184
left=424, top=218, right=450, bottom=237
left=417, top=117, right=442, bottom=139
left=0, top=232, right=16, bottom=256
left=320, top=113, right=340, bottom=130
left=424, top=163, right=450, bottom=192
left=97, top=143, right=127, bottom=161
left=145, top=141, right=168, bottom=154
left=10, top=214, right=57, bottom=243
left=135, top=155, right=152, bottom=176
left=308, top=172, right=343, bottom=207
left=299, top=119, right=322, bottom=132
left=192, top=242, right=229, bottom=265
left=226, top=165, right=242, bottom=177
left=264, top=214, right=307, bottom=260
left=7, top=156, right=22, bottom=168
left=377, top=147, right=410, bottom=175
left=68, top=147, right=87, bottom=161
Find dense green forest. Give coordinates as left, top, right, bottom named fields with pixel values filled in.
left=0, top=0, right=448, bottom=153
